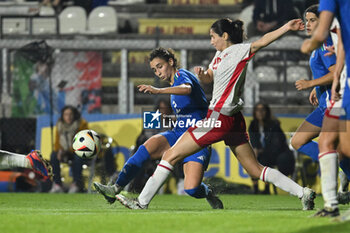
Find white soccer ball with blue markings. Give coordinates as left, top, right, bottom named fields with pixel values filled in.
left=72, top=129, right=101, bottom=159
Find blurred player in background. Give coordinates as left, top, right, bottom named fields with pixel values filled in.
left=115, top=18, right=317, bottom=211
left=291, top=5, right=343, bottom=216
left=301, top=0, right=350, bottom=220
left=0, top=149, right=52, bottom=180
left=291, top=5, right=335, bottom=164
left=94, top=47, right=223, bottom=209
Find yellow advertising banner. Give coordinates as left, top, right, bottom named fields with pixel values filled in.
left=138, top=18, right=216, bottom=35
left=36, top=114, right=320, bottom=193
left=110, top=51, right=181, bottom=65
left=167, top=0, right=243, bottom=5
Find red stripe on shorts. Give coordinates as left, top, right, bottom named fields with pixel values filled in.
left=325, top=100, right=340, bottom=119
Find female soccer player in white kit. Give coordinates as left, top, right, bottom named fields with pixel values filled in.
left=116, top=18, right=316, bottom=210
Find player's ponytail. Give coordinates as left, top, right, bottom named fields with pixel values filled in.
left=149, top=47, right=178, bottom=68
left=211, top=18, right=245, bottom=44
left=230, top=20, right=244, bottom=44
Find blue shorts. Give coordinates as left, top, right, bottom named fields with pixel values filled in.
left=305, top=106, right=326, bottom=128
left=160, top=130, right=211, bottom=170
left=341, top=79, right=350, bottom=120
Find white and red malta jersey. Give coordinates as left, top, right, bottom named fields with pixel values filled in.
left=208, top=43, right=254, bottom=116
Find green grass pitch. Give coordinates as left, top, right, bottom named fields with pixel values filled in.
left=0, top=193, right=350, bottom=233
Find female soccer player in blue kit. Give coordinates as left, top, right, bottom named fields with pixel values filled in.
left=291, top=5, right=336, bottom=163
left=94, top=47, right=223, bottom=209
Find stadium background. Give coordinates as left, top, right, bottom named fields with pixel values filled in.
left=0, top=0, right=321, bottom=193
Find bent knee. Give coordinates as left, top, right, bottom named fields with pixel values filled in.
left=318, top=135, right=335, bottom=152
left=163, top=149, right=180, bottom=165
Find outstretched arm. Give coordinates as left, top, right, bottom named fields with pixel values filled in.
left=301, top=11, right=334, bottom=54
left=295, top=65, right=335, bottom=90
left=138, top=84, right=192, bottom=95
left=251, top=19, right=304, bottom=54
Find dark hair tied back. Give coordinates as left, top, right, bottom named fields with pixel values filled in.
left=211, top=18, right=244, bottom=44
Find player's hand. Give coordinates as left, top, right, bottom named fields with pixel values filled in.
left=295, top=79, right=311, bottom=90
left=309, top=88, right=318, bottom=106
left=287, top=19, right=304, bottom=31
left=325, top=45, right=335, bottom=56
left=137, top=84, right=160, bottom=94
left=301, top=39, right=312, bottom=54
left=194, top=66, right=204, bottom=77
left=331, top=73, right=341, bottom=101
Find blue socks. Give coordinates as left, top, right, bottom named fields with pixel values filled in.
left=340, top=157, right=350, bottom=180
left=185, top=183, right=209, bottom=199
left=298, top=141, right=350, bottom=180
left=297, top=141, right=319, bottom=162
left=116, top=145, right=151, bottom=187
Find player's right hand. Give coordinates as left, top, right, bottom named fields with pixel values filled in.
left=137, top=84, right=160, bottom=94
left=331, top=73, right=341, bottom=101
left=194, top=66, right=204, bottom=77
left=295, top=79, right=310, bottom=90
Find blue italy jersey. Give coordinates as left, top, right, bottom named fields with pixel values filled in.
left=309, top=36, right=336, bottom=108
left=319, top=0, right=350, bottom=78
left=170, top=69, right=208, bottom=133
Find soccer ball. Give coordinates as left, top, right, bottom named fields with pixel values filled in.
left=72, top=129, right=101, bottom=159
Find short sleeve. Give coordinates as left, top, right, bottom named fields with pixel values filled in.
left=208, top=51, right=219, bottom=71
left=319, top=0, right=337, bottom=14
left=320, top=51, right=336, bottom=69
left=174, top=70, right=193, bottom=87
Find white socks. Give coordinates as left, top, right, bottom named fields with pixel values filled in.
left=138, top=160, right=174, bottom=206
left=319, top=151, right=338, bottom=208
left=260, top=166, right=303, bottom=198
left=0, top=150, right=31, bottom=169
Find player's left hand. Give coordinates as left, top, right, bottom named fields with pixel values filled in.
left=287, top=19, right=304, bottom=31
left=295, top=79, right=310, bottom=90
left=138, top=85, right=160, bottom=94
left=309, top=88, right=318, bottom=106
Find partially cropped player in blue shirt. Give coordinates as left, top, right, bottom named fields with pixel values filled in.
left=93, top=47, right=223, bottom=209
left=291, top=5, right=336, bottom=162
left=301, top=1, right=350, bottom=218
